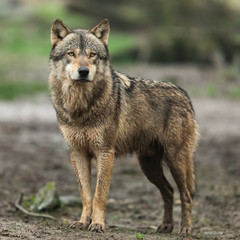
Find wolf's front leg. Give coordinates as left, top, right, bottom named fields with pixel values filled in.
left=70, top=151, right=92, bottom=230
left=88, top=149, right=114, bottom=233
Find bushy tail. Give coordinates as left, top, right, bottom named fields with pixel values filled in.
left=187, top=126, right=199, bottom=199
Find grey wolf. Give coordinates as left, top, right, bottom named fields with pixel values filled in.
left=49, top=19, right=199, bottom=236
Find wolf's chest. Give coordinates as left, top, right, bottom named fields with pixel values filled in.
left=59, top=123, right=104, bottom=151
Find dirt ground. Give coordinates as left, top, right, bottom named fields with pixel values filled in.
left=0, top=66, right=240, bottom=240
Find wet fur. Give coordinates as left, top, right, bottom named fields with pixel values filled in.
left=49, top=19, right=199, bottom=235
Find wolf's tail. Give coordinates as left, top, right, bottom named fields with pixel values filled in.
left=187, top=127, right=199, bottom=199
left=186, top=159, right=195, bottom=199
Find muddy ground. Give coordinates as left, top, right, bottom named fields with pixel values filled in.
left=0, top=66, right=240, bottom=240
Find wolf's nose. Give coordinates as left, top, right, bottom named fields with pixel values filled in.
left=78, top=67, right=89, bottom=77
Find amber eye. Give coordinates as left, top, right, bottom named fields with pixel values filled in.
left=90, top=52, right=96, bottom=58
left=68, top=52, right=75, bottom=57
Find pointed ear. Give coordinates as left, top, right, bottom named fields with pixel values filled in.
left=51, top=19, right=72, bottom=46
left=90, top=19, right=110, bottom=45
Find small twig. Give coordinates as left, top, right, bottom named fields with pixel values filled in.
left=149, top=225, right=157, bottom=230
left=15, top=193, right=57, bottom=220
left=16, top=192, right=24, bottom=206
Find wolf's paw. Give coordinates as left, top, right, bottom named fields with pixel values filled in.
left=70, top=221, right=90, bottom=230
left=88, top=223, right=105, bottom=233
left=178, top=226, right=192, bottom=236
left=156, top=223, right=173, bottom=233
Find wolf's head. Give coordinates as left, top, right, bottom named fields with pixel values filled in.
left=50, top=19, right=110, bottom=83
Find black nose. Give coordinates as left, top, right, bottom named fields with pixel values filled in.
left=78, top=67, right=89, bottom=77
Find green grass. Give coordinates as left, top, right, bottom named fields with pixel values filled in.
left=0, top=80, right=48, bottom=100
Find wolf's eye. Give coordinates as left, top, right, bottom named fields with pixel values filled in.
left=68, top=52, right=75, bottom=57
left=90, top=52, right=96, bottom=58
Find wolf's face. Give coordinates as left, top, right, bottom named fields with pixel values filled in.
left=50, top=19, right=110, bottom=83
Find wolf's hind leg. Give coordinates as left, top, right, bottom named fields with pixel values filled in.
left=70, top=151, right=92, bottom=230
left=138, top=153, right=174, bottom=233
left=166, top=149, right=194, bottom=236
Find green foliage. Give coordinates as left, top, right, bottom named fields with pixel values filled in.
left=0, top=19, right=50, bottom=57
left=23, top=195, right=36, bottom=208
left=0, top=5, right=79, bottom=57
left=23, top=200, right=30, bottom=207
left=30, top=182, right=60, bottom=212
left=134, top=232, right=145, bottom=239
left=0, top=80, right=48, bottom=101
left=2, top=1, right=240, bottom=65
left=64, top=0, right=240, bottom=63
left=33, top=2, right=93, bottom=29
left=0, top=2, right=135, bottom=62
left=109, top=31, right=136, bottom=58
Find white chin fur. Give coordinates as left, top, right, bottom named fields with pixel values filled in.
left=66, top=64, right=79, bottom=81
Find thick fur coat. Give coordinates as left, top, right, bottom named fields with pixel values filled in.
left=49, top=19, right=199, bottom=235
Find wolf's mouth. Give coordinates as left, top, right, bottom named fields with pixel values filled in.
left=76, top=78, right=91, bottom=83
left=71, top=78, right=91, bottom=83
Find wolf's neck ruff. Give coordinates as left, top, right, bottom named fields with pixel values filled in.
left=60, top=74, right=112, bottom=118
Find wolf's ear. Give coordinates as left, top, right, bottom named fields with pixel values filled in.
left=90, top=19, right=110, bottom=45
left=51, top=19, right=72, bottom=46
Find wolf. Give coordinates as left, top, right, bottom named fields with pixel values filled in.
left=49, top=19, right=199, bottom=236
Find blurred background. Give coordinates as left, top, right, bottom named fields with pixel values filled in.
left=0, top=1, right=240, bottom=239
left=1, top=0, right=240, bottom=99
